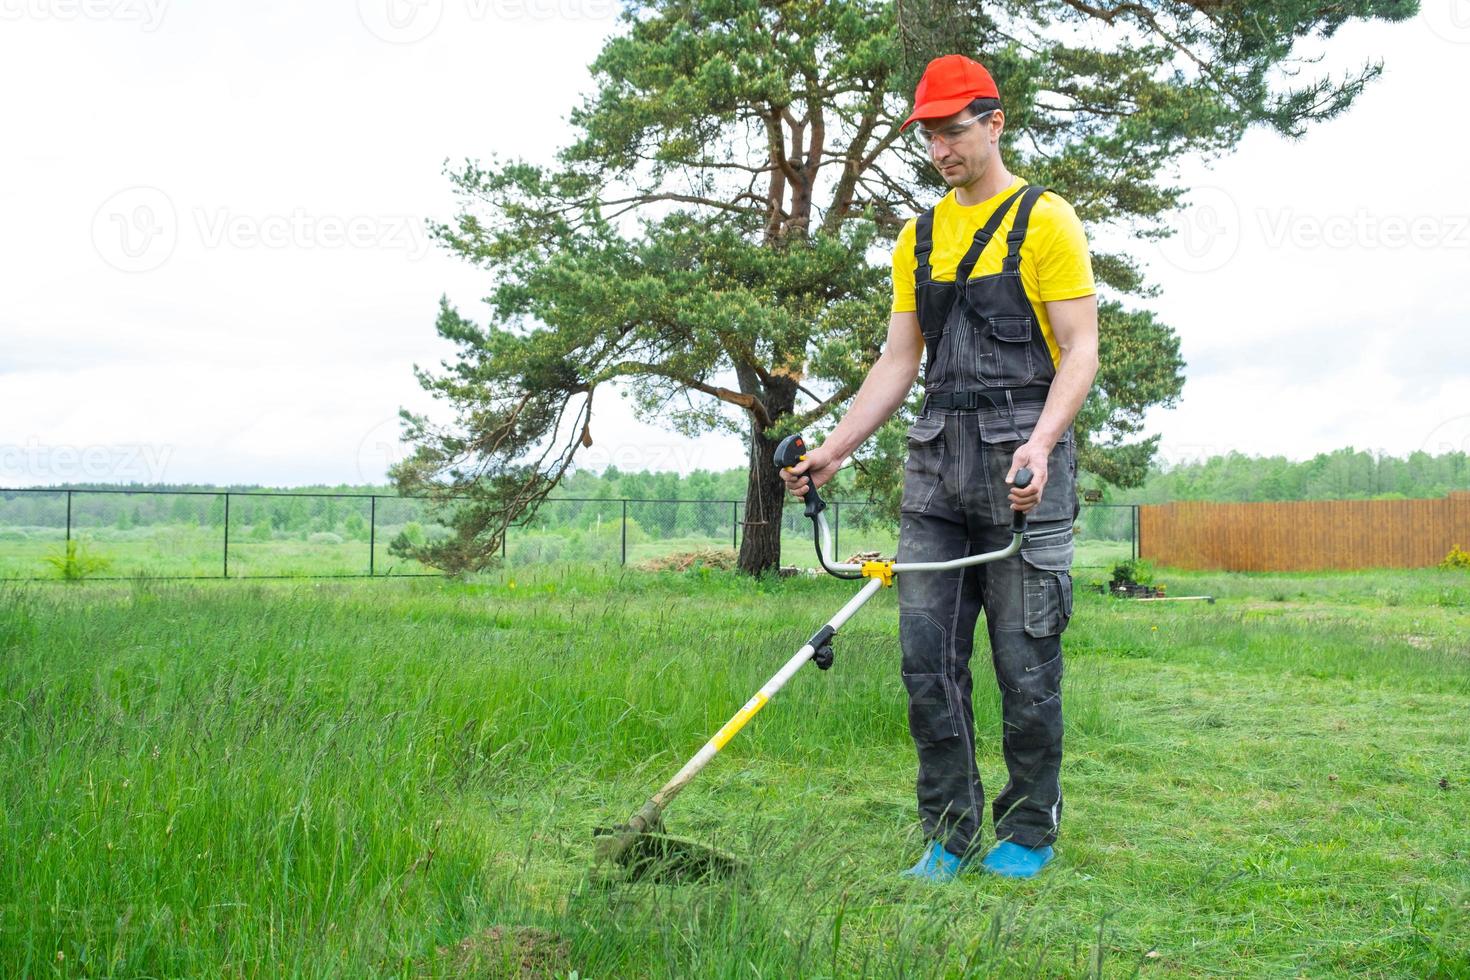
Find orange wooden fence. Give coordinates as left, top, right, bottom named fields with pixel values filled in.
left=1138, top=491, right=1470, bottom=571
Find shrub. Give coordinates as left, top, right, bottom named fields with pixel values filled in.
left=308, top=531, right=344, bottom=545
left=1439, top=545, right=1470, bottom=570
left=511, top=533, right=565, bottom=564
left=249, top=523, right=272, bottom=542
left=1109, top=558, right=1155, bottom=591
left=43, top=540, right=112, bottom=581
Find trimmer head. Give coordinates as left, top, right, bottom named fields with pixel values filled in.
left=592, top=824, right=745, bottom=881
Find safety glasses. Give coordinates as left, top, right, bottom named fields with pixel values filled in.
left=911, top=109, right=996, bottom=153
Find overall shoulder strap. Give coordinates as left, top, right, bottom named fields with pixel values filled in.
left=954, top=185, right=1028, bottom=284
left=913, top=208, right=936, bottom=283
left=1002, top=184, right=1049, bottom=271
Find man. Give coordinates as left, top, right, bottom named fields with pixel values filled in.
left=780, top=54, right=1099, bottom=882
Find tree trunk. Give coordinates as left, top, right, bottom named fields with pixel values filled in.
left=737, top=418, right=791, bottom=575
left=737, top=382, right=798, bottom=576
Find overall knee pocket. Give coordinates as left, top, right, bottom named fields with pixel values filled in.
left=899, top=611, right=958, bottom=742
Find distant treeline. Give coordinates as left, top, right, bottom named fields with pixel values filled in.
left=7, top=446, right=1467, bottom=507
left=1109, top=447, right=1470, bottom=504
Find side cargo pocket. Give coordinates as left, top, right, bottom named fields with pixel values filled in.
left=1020, top=527, right=1075, bottom=638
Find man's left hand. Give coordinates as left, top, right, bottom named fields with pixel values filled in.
left=1005, top=442, right=1050, bottom=514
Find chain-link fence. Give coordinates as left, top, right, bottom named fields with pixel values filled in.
left=0, top=487, right=1137, bottom=580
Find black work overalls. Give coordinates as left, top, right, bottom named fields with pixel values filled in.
left=896, top=183, right=1077, bottom=856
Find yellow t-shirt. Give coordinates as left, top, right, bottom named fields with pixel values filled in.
left=891, top=177, right=1095, bottom=369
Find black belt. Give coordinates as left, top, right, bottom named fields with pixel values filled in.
left=922, top=384, right=1050, bottom=412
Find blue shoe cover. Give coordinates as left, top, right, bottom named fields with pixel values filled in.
left=899, top=841, right=965, bottom=882
left=980, top=841, right=1055, bottom=879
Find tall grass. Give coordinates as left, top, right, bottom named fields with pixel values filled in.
left=2, top=565, right=1466, bottom=976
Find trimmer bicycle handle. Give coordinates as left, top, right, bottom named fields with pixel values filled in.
left=775, top=432, right=1033, bottom=531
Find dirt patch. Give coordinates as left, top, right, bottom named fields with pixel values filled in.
left=434, top=925, right=570, bottom=978
left=637, top=548, right=738, bottom=572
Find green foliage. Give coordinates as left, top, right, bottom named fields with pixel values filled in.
left=1440, top=545, right=1470, bottom=571
left=42, top=540, right=112, bottom=581
left=398, top=0, right=1410, bottom=571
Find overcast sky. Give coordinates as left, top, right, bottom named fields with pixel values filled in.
left=2, top=1, right=1468, bottom=488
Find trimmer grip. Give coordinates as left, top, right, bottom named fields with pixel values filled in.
left=772, top=433, right=826, bottom=518
left=1010, top=467, right=1034, bottom=533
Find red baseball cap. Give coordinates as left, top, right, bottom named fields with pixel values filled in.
left=900, top=54, right=1002, bottom=131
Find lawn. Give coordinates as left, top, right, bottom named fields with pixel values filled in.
left=2, top=563, right=1466, bottom=976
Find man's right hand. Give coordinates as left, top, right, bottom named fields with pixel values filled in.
left=779, top=443, right=843, bottom=499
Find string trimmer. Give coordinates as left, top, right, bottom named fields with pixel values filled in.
left=593, top=433, right=1032, bottom=879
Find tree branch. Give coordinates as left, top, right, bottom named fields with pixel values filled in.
left=598, top=360, right=771, bottom=428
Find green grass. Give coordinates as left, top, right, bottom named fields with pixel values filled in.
left=2, top=565, right=1467, bottom=977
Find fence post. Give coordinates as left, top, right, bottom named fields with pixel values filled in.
left=731, top=500, right=738, bottom=550
left=223, top=492, right=230, bottom=579
left=369, top=495, right=376, bottom=576
left=621, top=499, right=627, bottom=565
left=65, top=490, right=72, bottom=543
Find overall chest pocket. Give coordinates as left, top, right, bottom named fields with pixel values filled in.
left=978, top=315, right=1036, bottom=387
